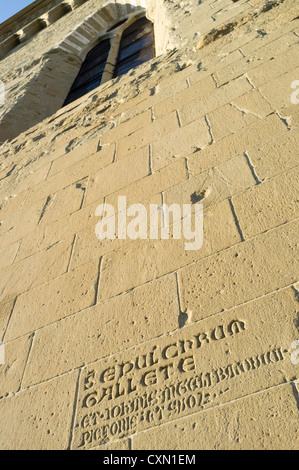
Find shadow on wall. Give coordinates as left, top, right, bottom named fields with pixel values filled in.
left=0, top=1, right=172, bottom=144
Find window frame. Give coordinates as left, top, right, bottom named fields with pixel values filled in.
left=63, top=13, right=155, bottom=106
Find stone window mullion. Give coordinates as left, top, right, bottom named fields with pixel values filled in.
left=101, top=15, right=137, bottom=85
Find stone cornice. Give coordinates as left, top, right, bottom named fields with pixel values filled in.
left=0, top=0, right=90, bottom=59
left=0, top=0, right=56, bottom=36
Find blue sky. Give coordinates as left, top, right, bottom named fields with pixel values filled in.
left=0, top=1, right=35, bottom=24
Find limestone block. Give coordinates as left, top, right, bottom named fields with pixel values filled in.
left=15, top=198, right=101, bottom=262
left=246, top=127, right=299, bottom=181
left=48, top=137, right=107, bottom=177
left=113, top=88, right=152, bottom=117
left=23, top=144, right=114, bottom=210
left=0, top=241, right=20, bottom=271
left=0, top=237, right=73, bottom=303
left=0, top=197, right=47, bottom=247
left=0, top=334, right=33, bottom=398
left=214, top=31, right=299, bottom=86
left=106, top=158, right=187, bottom=208
left=98, top=198, right=241, bottom=301
left=132, top=383, right=299, bottom=449
left=179, top=76, right=253, bottom=127
left=0, top=371, right=79, bottom=450
left=154, top=75, right=216, bottom=120
left=5, top=258, right=99, bottom=341
left=84, top=146, right=150, bottom=205
left=187, top=113, right=287, bottom=177
left=258, top=66, right=299, bottom=110
left=178, top=218, right=299, bottom=320
left=206, top=103, right=258, bottom=142
left=72, top=287, right=299, bottom=449
left=91, top=438, right=130, bottom=450
left=21, top=274, right=180, bottom=387
left=101, top=109, right=152, bottom=145
left=240, top=23, right=299, bottom=56
left=116, top=112, right=179, bottom=160
left=0, top=298, right=15, bottom=340
left=2, top=162, right=50, bottom=203
left=0, top=189, right=29, bottom=224
left=164, top=154, right=255, bottom=209
left=37, top=181, right=88, bottom=227
left=245, top=46, right=299, bottom=88
left=152, top=117, right=211, bottom=171
left=232, top=166, right=299, bottom=238
left=70, top=193, right=162, bottom=270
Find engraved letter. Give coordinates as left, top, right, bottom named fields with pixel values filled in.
left=179, top=355, right=196, bottom=373
left=227, top=320, right=246, bottom=336
left=162, top=343, right=179, bottom=360
left=211, top=324, right=226, bottom=341
left=100, top=367, right=116, bottom=383
left=141, top=370, right=158, bottom=386
left=119, top=361, right=134, bottom=378
left=194, top=333, right=210, bottom=348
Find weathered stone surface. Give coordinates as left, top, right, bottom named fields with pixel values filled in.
left=0, top=197, right=47, bottom=248
left=0, top=241, right=20, bottom=270
left=117, top=112, right=179, bottom=161
left=101, top=110, right=152, bottom=145
left=154, top=75, right=216, bottom=119
left=70, top=194, right=162, bottom=270
left=72, top=287, right=299, bottom=449
left=15, top=198, right=100, bottom=262
left=0, top=334, right=33, bottom=398
left=152, top=117, right=212, bottom=171
left=178, top=219, right=299, bottom=320
left=245, top=46, right=299, bottom=88
left=0, top=0, right=298, bottom=451
left=280, top=104, right=299, bottom=130
left=187, top=114, right=287, bottom=177
left=0, top=371, right=79, bottom=450
left=0, top=237, right=73, bottom=302
left=91, top=438, right=130, bottom=450
left=48, top=138, right=113, bottom=177
left=0, top=298, right=15, bottom=340
left=206, top=89, right=274, bottom=141
left=258, top=66, right=299, bottom=110
left=179, top=76, right=253, bottom=127
left=106, top=158, right=187, bottom=208
left=164, top=154, right=255, bottom=208
left=232, top=166, right=299, bottom=238
left=85, top=146, right=150, bottom=205
left=98, top=198, right=241, bottom=301
left=132, top=383, right=299, bottom=450
left=246, top=126, right=298, bottom=179
left=214, top=30, right=299, bottom=86
left=22, top=274, right=180, bottom=387
left=5, top=259, right=99, bottom=341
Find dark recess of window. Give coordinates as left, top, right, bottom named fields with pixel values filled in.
left=63, top=16, right=155, bottom=106
left=113, top=16, right=155, bottom=78
left=63, top=38, right=111, bottom=106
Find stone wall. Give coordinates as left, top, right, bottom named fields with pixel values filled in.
left=0, top=0, right=298, bottom=450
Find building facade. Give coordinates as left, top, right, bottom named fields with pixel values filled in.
left=0, top=0, right=298, bottom=450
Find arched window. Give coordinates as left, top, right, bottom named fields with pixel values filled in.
left=63, top=16, right=155, bottom=106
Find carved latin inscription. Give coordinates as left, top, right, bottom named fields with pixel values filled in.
left=73, top=314, right=294, bottom=449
